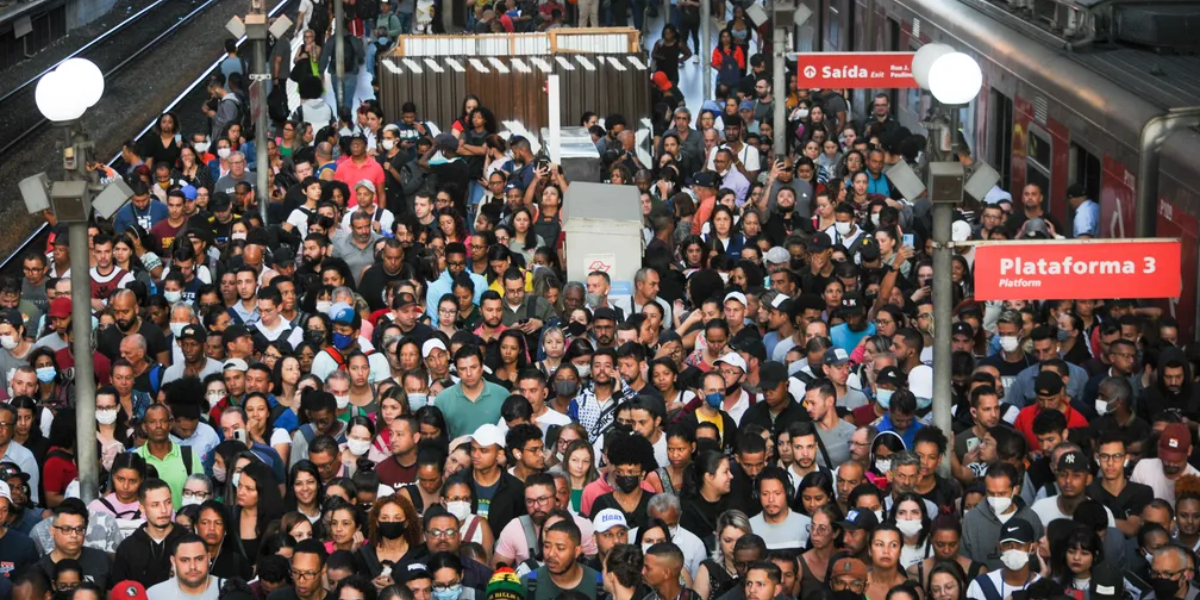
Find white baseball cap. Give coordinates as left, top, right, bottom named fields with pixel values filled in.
left=593, top=508, right=629, bottom=533
left=724, top=291, right=747, bottom=306
left=222, top=358, right=248, bottom=372
left=468, top=423, right=506, bottom=448
left=715, top=352, right=747, bottom=372
left=909, top=365, right=933, bottom=399
left=422, top=338, right=448, bottom=359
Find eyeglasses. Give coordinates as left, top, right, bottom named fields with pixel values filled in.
left=291, top=569, right=322, bottom=581
left=54, top=525, right=86, bottom=536
left=832, top=580, right=867, bottom=593
left=427, top=527, right=458, bottom=538
left=1097, top=452, right=1126, bottom=463
left=1150, top=568, right=1187, bottom=580
left=183, top=490, right=211, bottom=499
left=525, top=495, right=555, bottom=507
left=432, top=583, right=461, bottom=592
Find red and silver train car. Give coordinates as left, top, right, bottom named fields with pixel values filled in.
left=797, top=0, right=1200, bottom=336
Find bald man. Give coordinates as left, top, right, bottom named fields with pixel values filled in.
left=98, top=290, right=170, bottom=365
left=119, top=334, right=165, bottom=396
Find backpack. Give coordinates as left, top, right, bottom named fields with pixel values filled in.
left=322, top=346, right=376, bottom=372
left=308, top=0, right=331, bottom=37
left=268, top=81, right=290, bottom=122
left=221, top=95, right=247, bottom=132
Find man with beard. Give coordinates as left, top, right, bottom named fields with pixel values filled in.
left=358, top=238, right=409, bottom=312
left=162, top=325, right=221, bottom=385
left=884, top=451, right=939, bottom=515
left=421, top=506, right=494, bottom=589
left=112, top=478, right=186, bottom=587
left=1140, top=347, right=1200, bottom=426
left=98, top=290, right=170, bottom=367
left=831, top=294, right=875, bottom=354
left=332, top=212, right=382, bottom=287
left=749, top=467, right=809, bottom=552
left=837, top=509, right=877, bottom=563
left=493, top=474, right=597, bottom=570
left=521, top=519, right=599, bottom=600
left=1030, top=449, right=1115, bottom=528
left=296, top=233, right=331, bottom=279
left=575, top=349, right=635, bottom=443
left=830, top=557, right=870, bottom=600
left=1132, top=422, right=1200, bottom=508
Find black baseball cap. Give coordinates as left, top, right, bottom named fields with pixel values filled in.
left=998, top=518, right=1036, bottom=544
left=178, top=324, right=207, bottom=343
left=807, top=233, right=832, bottom=253
left=1057, top=450, right=1090, bottom=473
left=221, top=324, right=252, bottom=347
left=0, top=462, right=28, bottom=482
left=760, top=361, right=788, bottom=389
left=841, top=293, right=865, bottom=314
left=1035, top=371, right=1064, bottom=396
left=692, top=171, right=720, bottom=189
left=876, top=365, right=906, bottom=387
left=952, top=322, right=975, bottom=338
left=593, top=307, right=618, bottom=322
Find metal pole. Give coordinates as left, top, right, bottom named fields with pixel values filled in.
left=335, top=0, right=345, bottom=110
left=701, top=0, right=711, bottom=99
left=1134, top=108, right=1200, bottom=239
left=255, top=38, right=270, bottom=224
left=930, top=105, right=957, bottom=475
left=772, top=23, right=786, bottom=157
left=547, top=74, right=561, bottom=164
left=69, top=219, right=98, bottom=503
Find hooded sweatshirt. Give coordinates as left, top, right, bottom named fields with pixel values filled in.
left=1139, top=346, right=1200, bottom=422
left=960, top=492, right=1045, bottom=571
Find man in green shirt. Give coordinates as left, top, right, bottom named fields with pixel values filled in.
left=135, top=404, right=204, bottom=510
left=521, top=519, right=601, bottom=600
left=434, top=345, right=509, bottom=438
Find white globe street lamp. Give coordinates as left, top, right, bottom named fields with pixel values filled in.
left=34, top=58, right=104, bottom=122
left=911, top=43, right=954, bottom=91
left=928, top=52, right=983, bottom=106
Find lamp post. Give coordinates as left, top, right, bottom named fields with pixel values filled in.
left=910, top=46, right=982, bottom=472
left=26, top=59, right=130, bottom=504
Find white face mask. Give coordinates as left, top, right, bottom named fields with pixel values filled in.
left=347, top=439, right=371, bottom=456
left=870, top=213, right=881, bottom=226
left=182, top=495, right=204, bottom=507
left=96, top=409, right=119, bottom=426
left=873, top=510, right=884, bottom=523
left=1000, top=548, right=1030, bottom=571
left=875, top=459, right=891, bottom=473
left=576, top=364, right=591, bottom=379
left=231, top=232, right=248, bottom=241
left=170, top=322, right=187, bottom=339
left=1094, top=400, right=1108, bottom=416
left=317, top=301, right=333, bottom=314
left=231, top=472, right=242, bottom=489
left=999, top=336, right=1020, bottom=353
left=381, top=139, right=396, bottom=151
left=445, top=500, right=472, bottom=522
left=335, top=395, right=350, bottom=409
left=896, top=517, right=922, bottom=537
left=988, top=496, right=1013, bottom=515
left=217, top=147, right=232, bottom=160
left=0, top=336, right=16, bottom=351
left=164, top=291, right=182, bottom=304
left=835, top=222, right=852, bottom=236
left=195, top=142, right=210, bottom=154
left=796, top=109, right=810, bottom=119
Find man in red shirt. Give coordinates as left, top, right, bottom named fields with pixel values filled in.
left=334, top=133, right=387, bottom=210
left=1013, top=370, right=1088, bottom=452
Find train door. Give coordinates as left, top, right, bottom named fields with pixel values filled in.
left=1157, top=198, right=1198, bottom=339
left=1069, top=142, right=1101, bottom=201
left=988, top=89, right=1014, bottom=191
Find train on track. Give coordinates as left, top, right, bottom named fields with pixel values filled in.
left=796, top=0, right=1200, bottom=336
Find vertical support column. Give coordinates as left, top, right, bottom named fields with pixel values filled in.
left=547, top=75, right=562, bottom=164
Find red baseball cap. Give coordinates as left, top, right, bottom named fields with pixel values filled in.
left=1159, top=422, right=1192, bottom=462
left=109, top=581, right=148, bottom=600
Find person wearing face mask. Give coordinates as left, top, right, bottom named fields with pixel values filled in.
left=979, top=312, right=1037, bottom=393
left=589, top=435, right=656, bottom=531
left=965, top=517, right=1041, bottom=600
left=677, top=371, right=738, bottom=451
left=962, top=463, right=1045, bottom=571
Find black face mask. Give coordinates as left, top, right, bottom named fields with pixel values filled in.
left=304, top=329, right=326, bottom=345
left=790, top=258, right=806, bottom=271
left=566, top=322, right=587, bottom=338
left=1150, top=577, right=1181, bottom=600
left=614, top=475, right=640, bottom=494
left=377, top=521, right=406, bottom=540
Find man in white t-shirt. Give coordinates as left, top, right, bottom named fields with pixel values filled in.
left=966, top=517, right=1041, bottom=600
left=748, top=467, right=811, bottom=552
left=1131, top=422, right=1200, bottom=509
left=1031, top=449, right=1116, bottom=529
left=147, top=535, right=223, bottom=600
left=340, top=180, right=395, bottom=236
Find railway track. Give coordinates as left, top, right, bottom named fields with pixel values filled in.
left=0, top=0, right=296, bottom=276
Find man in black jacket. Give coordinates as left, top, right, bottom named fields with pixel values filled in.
left=112, top=478, right=188, bottom=588
left=740, top=362, right=810, bottom=434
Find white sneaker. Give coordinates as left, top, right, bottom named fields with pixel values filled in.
left=691, top=55, right=699, bottom=64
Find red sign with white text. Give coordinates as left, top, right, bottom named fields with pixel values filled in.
left=795, top=52, right=917, bottom=89
left=973, top=239, right=1182, bottom=301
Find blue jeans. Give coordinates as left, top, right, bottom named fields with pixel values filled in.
left=398, top=12, right=413, bottom=33
left=630, top=0, right=645, bottom=30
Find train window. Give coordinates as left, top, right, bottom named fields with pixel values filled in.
left=888, top=17, right=901, bottom=52
left=1027, top=127, right=1052, bottom=200
left=829, top=3, right=841, bottom=50
left=988, top=88, right=1013, bottom=190
left=1069, top=142, right=1102, bottom=200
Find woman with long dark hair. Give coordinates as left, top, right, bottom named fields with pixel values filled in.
left=799, top=503, right=843, bottom=598
left=359, top=494, right=426, bottom=580
left=864, top=525, right=909, bottom=600
left=702, top=205, right=745, bottom=259
left=142, top=112, right=182, bottom=169
left=891, top=492, right=934, bottom=570
left=285, top=460, right=325, bottom=524
left=508, top=207, right=545, bottom=266
left=233, top=461, right=285, bottom=565
left=679, top=450, right=733, bottom=537
left=711, top=29, right=745, bottom=100
left=490, top=330, right=529, bottom=390
left=795, top=471, right=836, bottom=517
left=196, top=499, right=255, bottom=580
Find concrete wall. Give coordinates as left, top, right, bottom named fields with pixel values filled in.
left=65, top=0, right=118, bottom=30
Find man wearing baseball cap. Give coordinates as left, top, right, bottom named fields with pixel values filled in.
left=1013, top=370, right=1087, bottom=453
left=464, top=424, right=525, bottom=538
left=837, top=508, right=879, bottom=562
left=822, top=346, right=870, bottom=412
left=0, top=463, right=38, bottom=534
left=741, top=361, right=809, bottom=434
left=1030, top=450, right=1115, bottom=530
left=1131, top=422, right=1200, bottom=505
left=0, top=479, right=36, bottom=578
left=830, top=557, right=869, bottom=597
left=587, top=509, right=628, bottom=574
left=852, top=365, right=905, bottom=428
left=340, top=179, right=395, bottom=235
left=162, top=325, right=221, bottom=385
left=713, top=353, right=752, bottom=425
left=966, top=517, right=1040, bottom=600
left=831, top=293, right=875, bottom=354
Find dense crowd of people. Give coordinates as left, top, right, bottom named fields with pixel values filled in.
left=0, top=3, right=1172, bottom=600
